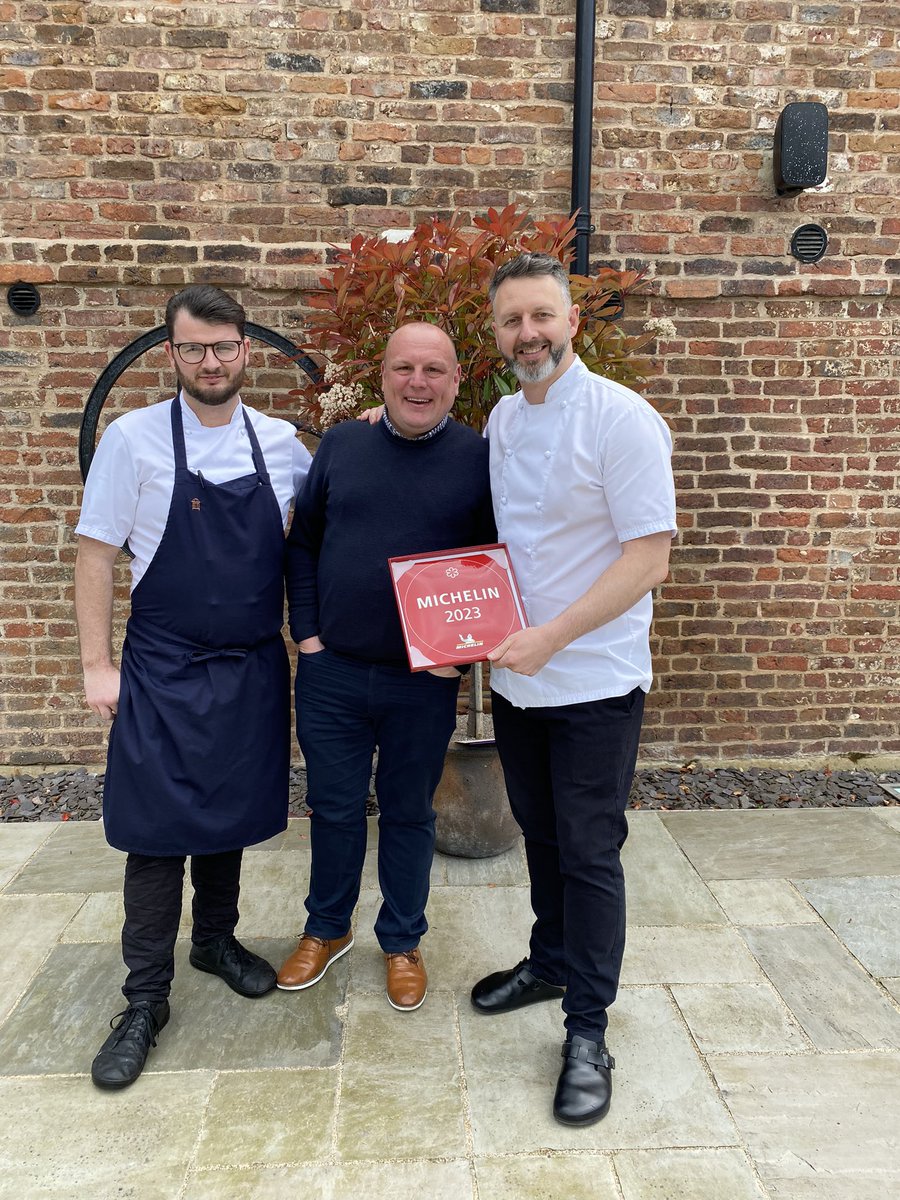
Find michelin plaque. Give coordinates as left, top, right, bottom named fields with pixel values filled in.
left=389, top=543, right=528, bottom=671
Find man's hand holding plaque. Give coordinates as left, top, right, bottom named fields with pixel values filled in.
left=388, top=543, right=528, bottom=671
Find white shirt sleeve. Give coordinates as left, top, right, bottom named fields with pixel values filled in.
left=75, top=420, right=140, bottom=549
left=599, top=402, right=677, bottom=544
left=292, top=435, right=313, bottom=496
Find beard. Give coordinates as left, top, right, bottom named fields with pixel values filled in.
left=175, top=362, right=246, bottom=407
left=503, top=338, right=568, bottom=385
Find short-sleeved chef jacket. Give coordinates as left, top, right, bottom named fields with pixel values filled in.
left=486, top=357, right=677, bottom=709
left=76, top=395, right=311, bottom=583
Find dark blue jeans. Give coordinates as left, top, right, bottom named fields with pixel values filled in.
left=491, top=686, right=645, bottom=1041
left=296, top=648, right=460, bottom=952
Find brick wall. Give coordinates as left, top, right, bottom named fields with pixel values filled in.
left=1, top=1, right=898, bottom=767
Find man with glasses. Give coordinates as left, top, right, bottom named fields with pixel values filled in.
left=75, top=284, right=311, bottom=1089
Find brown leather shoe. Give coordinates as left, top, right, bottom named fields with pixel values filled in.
left=277, top=931, right=353, bottom=990
left=385, top=948, right=427, bottom=1011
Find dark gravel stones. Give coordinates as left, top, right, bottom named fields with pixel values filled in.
left=1, top=764, right=897, bottom=823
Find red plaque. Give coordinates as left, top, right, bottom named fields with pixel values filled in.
left=389, top=543, right=528, bottom=671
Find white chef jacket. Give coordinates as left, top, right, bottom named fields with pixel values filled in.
left=76, top=395, right=311, bottom=589
left=486, top=357, right=676, bottom=708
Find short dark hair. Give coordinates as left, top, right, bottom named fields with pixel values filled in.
left=488, top=252, right=572, bottom=309
left=165, top=284, right=246, bottom=341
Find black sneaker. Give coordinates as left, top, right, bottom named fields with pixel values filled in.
left=91, top=1000, right=170, bottom=1090
left=189, top=934, right=277, bottom=997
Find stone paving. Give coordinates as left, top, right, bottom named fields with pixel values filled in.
left=0, top=809, right=898, bottom=1199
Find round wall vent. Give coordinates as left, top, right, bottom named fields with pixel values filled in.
left=790, top=224, right=828, bottom=264
left=6, top=281, right=41, bottom=316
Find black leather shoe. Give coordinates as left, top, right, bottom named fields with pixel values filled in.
left=91, top=999, right=170, bottom=1090
left=471, top=959, right=565, bottom=1014
left=189, top=934, right=277, bottom=997
left=553, top=1035, right=615, bottom=1126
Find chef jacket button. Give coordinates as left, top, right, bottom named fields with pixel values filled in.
left=501, top=496, right=508, bottom=504
left=535, top=502, right=543, bottom=510
left=544, top=450, right=551, bottom=458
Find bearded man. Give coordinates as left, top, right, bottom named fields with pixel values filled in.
left=75, top=284, right=311, bottom=1089
left=470, top=254, right=677, bottom=1126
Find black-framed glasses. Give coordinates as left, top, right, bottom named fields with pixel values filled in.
left=173, top=340, right=243, bottom=364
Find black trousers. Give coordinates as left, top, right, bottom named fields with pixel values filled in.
left=491, top=686, right=645, bottom=1041
left=121, top=849, right=243, bottom=1003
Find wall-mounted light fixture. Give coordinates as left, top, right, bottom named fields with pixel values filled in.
left=774, top=102, right=829, bottom=196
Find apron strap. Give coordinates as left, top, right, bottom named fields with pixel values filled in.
left=188, top=647, right=248, bottom=663
left=170, top=394, right=189, bottom=470
left=241, top=408, right=271, bottom=484
left=171, top=395, right=271, bottom=485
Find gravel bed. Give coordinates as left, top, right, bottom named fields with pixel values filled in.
left=1, top=764, right=898, bottom=823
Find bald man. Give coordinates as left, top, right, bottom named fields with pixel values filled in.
left=278, top=324, right=496, bottom=1010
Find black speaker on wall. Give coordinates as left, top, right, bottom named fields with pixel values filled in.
left=773, top=101, right=829, bottom=196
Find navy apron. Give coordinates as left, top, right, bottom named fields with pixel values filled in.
left=103, top=397, right=290, bottom=855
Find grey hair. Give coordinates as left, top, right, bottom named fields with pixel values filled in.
left=488, top=252, right=572, bottom=309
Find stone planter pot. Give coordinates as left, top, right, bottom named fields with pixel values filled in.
left=434, top=737, right=521, bottom=858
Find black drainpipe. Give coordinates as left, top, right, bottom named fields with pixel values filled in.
left=571, top=0, right=596, bottom=275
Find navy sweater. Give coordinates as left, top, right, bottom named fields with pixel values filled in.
left=286, top=417, right=496, bottom=666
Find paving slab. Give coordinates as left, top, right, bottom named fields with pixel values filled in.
left=0, top=892, right=85, bottom=1022
left=741, top=924, right=900, bottom=1050
left=622, top=813, right=725, bottom=926
left=0, top=810, right=897, bottom=1198
left=0, top=939, right=343, bottom=1075
left=182, top=1160, right=474, bottom=1200
left=336, top=992, right=467, bottom=1160
left=474, top=1153, right=618, bottom=1198
left=460, top=986, right=737, bottom=1153
left=194, top=1069, right=336, bottom=1168
left=0, top=1072, right=213, bottom=1200
left=4, top=821, right=126, bottom=894
left=874, top=807, right=900, bottom=834
left=61, top=860, right=313, bottom=944
left=661, top=810, right=900, bottom=879
left=707, top=878, right=818, bottom=925
left=249, top=820, right=313, bottom=852
left=440, top=838, right=527, bottom=886
left=709, top=1051, right=900, bottom=1199
left=229, top=850, right=312, bottom=939
left=670, top=982, right=808, bottom=1053
left=59, top=889, right=126, bottom=942
left=794, top=875, right=900, bottom=977
left=614, top=1147, right=767, bottom=1200
left=620, top=926, right=764, bottom=985
left=350, top=885, right=535, bottom=995
left=0, top=823, right=54, bottom=890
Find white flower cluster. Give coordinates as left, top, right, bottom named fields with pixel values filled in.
left=319, top=378, right=367, bottom=428
left=642, top=317, right=677, bottom=339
